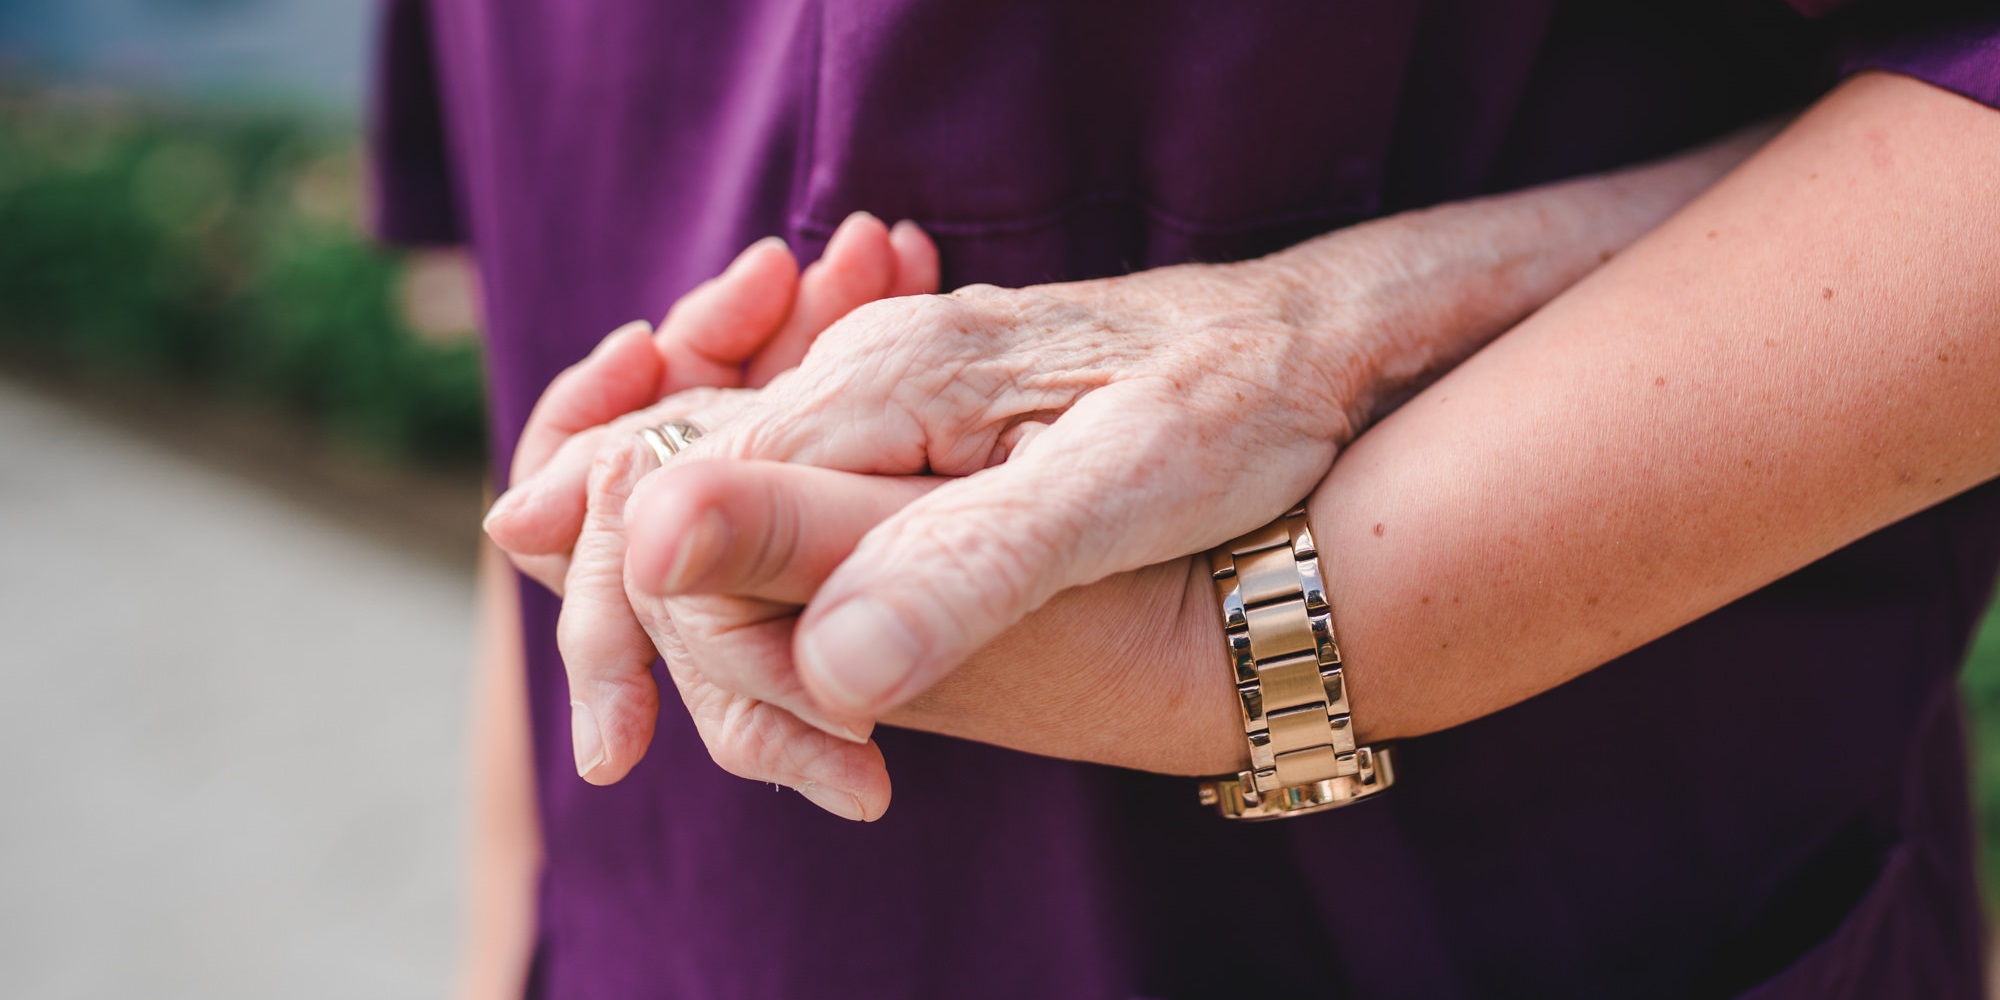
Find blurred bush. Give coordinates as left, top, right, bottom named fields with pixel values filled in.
left=1963, top=606, right=2000, bottom=899
left=0, top=87, right=486, bottom=463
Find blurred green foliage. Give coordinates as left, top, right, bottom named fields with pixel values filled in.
left=0, top=90, right=486, bottom=462
left=1964, top=600, right=2000, bottom=900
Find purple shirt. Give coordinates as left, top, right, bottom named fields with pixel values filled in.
left=372, top=2, right=2000, bottom=997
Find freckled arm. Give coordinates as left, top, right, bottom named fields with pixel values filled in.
left=1292, top=73, right=2000, bottom=741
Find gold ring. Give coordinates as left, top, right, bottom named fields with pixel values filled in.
left=637, top=419, right=703, bottom=466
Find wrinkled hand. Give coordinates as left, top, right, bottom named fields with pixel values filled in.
left=620, top=459, right=1241, bottom=819
left=485, top=212, right=938, bottom=593
left=484, top=212, right=941, bottom=782
left=563, top=137, right=1771, bottom=813
left=675, top=257, right=1376, bottom=728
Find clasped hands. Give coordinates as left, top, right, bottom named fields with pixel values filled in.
left=483, top=208, right=1395, bottom=820
left=482, top=171, right=1694, bottom=818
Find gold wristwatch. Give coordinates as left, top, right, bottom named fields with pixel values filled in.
left=1197, top=506, right=1394, bottom=819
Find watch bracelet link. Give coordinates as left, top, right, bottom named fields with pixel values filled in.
left=1196, top=506, right=1394, bottom=819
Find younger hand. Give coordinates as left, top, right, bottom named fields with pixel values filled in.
left=486, top=213, right=942, bottom=783
left=619, top=458, right=1241, bottom=820
left=485, top=212, right=939, bottom=593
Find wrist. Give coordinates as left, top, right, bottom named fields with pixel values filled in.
left=1244, top=130, right=1772, bottom=431
left=1194, top=506, right=1397, bottom=818
left=1271, top=201, right=1572, bottom=426
left=1207, top=250, right=1386, bottom=444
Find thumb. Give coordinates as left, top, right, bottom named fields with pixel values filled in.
left=791, top=386, right=1199, bottom=715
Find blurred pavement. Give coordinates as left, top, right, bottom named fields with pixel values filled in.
left=0, top=374, right=472, bottom=998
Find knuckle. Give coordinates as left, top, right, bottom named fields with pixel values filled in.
left=868, top=500, right=1057, bottom=631
left=653, top=616, right=694, bottom=665
left=847, top=293, right=970, bottom=358
left=584, top=440, right=646, bottom=506
left=706, top=701, right=780, bottom=781
left=837, top=294, right=906, bottom=330
left=739, top=478, right=805, bottom=591
left=946, top=282, right=1007, bottom=306
left=658, top=595, right=726, bottom=644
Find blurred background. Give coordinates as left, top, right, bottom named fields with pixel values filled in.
left=1, top=3, right=1999, bottom=998
left=1, top=1, right=479, bottom=997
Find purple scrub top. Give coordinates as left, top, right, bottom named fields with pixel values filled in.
left=371, top=2, right=2000, bottom=996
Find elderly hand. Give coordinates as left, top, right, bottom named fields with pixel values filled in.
left=672, top=243, right=1494, bottom=722
left=725, top=260, right=1371, bottom=704
left=639, top=77, right=2000, bottom=827
left=485, top=212, right=940, bottom=779
left=638, top=131, right=1782, bottom=743
left=553, top=129, right=1770, bottom=793
left=620, top=459, right=1237, bottom=819
left=485, top=212, right=939, bottom=593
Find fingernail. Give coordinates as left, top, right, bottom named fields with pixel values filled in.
left=661, top=508, right=729, bottom=592
left=890, top=218, right=920, bottom=237
left=795, top=780, right=867, bottom=821
left=570, top=700, right=607, bottom=778
left=838, top=210, right=879, bottom=232
left=801, top=597, right=922, bottom=712
left=484, top=488, right=527, bottom=533
left=599, top=319, right=652, bottom=352
left=800, top=713, right=872, bottom=745
left=729, top=235, right=789, bottom=272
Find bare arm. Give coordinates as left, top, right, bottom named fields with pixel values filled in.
left=453, top=542, right=539, bottom=1000
left=588, top=123, right=1781, bottom=802
left=892, top=70, right=2000, bottom=777
left=1305, top=71, right=2000, bottom=746
left=611, top=72, right=2000, bottom=813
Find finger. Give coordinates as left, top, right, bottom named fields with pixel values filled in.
left=509, top=552, right=572, bottom=596
left=555, top=440, right=664, bottom=784
left=510, top=320, right=662, bottom=484
left=667, top=671, right=894, bottom=821
left=657, top=236, right=800, bottom=395
left=486, top=386, right=749, bottom=558
left=625, top=462, right=934, bottom=742
left=624, top=460, right=936, bottom=606
left=885, top=219, right=941, bottom=298
left=486, top=424, right=609, bottom=555
left=691, top=291, right=1066, bottom=477
left=745, top=211, right=896, bottom=385
left=640, top=591, right=871, bottom=748
left=792, top=383, right=1282, bottom=716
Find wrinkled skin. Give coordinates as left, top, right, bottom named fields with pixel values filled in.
left=484, top=212, right=941, bottom=787
left=538, top=245, right=1393, bottom=815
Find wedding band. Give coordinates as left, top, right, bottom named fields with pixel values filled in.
left=637, top=420, right=703, bottom=465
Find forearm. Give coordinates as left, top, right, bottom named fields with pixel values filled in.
left=1266, top=120, right=1781, bottom=430
left=454, top=543, right=540, bottom=1000
left=1307, top=73, right=2000, bottom=744
left=616, top=75, right=1988, bottom=798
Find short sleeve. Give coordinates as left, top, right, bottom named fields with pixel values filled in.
left=1784, top=0, right=2000, bottom=111
left=366, top=0, right=463, bottom=246
left=1841, top=13, right=2000, bottom=111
